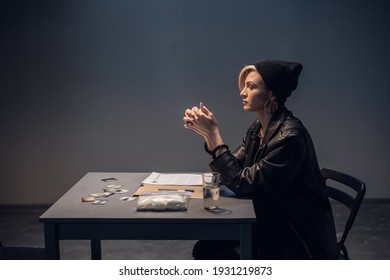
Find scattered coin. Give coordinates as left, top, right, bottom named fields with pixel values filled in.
left=101, top=177, right=117, bottom=182
left=119, top=196, right=136, bottom=201
left=90, top=192, right=114, bottom=197
left=92, top=199, right=108, bottom=205
left=116, top=189, right=130, bottom=194
left=106, top=184, right=122, bottom=189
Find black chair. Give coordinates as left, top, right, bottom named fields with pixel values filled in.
left=0, top=241, right=45, bottom=260
left=321, top=167, right=366, bottom=260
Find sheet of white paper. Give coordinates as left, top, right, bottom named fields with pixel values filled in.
left=142, top=172, right=202, bottom=185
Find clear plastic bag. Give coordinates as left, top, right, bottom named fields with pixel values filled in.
left=136, top=191, right=191, bottom=211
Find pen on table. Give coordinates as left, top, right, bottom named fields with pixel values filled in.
left=152, top=174, right=160, bottom=183
left=158, top=189, right=195, bottom=192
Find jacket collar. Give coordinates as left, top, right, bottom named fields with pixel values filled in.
left=260, top=106, right=290, bottom=147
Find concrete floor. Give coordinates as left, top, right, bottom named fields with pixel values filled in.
left=0, top=199, right=389, bottom=260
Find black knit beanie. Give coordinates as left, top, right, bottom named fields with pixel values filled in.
left=254, top=60, right=303, bottom=103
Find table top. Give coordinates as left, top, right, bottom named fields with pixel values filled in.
left=39, top=172, right=256, bottom=224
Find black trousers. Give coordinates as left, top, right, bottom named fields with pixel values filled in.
left=192, top=240, right=240, bottom=260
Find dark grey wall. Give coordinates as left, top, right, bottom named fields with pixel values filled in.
left=1, top=0, right=389, bottom=204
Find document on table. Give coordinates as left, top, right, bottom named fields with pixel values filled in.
left=142, top=172, right=202, bottom=186
left=134, top=172, right=203, bottom=199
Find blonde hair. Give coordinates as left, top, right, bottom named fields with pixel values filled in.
left=238, top=65, right=257, bottom=91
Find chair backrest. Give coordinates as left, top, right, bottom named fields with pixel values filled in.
left=321, top=168, right=366, bottom=259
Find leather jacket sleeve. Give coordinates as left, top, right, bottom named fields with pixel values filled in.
left=209, top=126, right=307, bottom=197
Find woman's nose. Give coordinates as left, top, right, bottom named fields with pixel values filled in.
left=240, top=90, right=246, bottom=98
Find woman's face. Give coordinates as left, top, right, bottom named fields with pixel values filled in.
left=240, top=70, right=272, bottom=112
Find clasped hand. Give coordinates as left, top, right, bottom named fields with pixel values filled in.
left=183, top=102, right=218, bottom=139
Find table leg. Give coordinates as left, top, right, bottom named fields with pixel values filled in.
left=240, top=224, right=252, bottom=260
left=44, top=223, right=60, bottom=260
left=91, top=239, right=102, bottom=260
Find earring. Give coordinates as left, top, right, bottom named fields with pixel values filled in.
left=264, top=99, right=278, bottom=114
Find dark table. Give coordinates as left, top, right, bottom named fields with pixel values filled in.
left=39, top=172, right=256, bottom=259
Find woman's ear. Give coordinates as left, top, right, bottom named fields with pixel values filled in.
left=269, top=91, right=276, bottom=101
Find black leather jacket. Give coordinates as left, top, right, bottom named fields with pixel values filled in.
left=209, top=107, right=337, bottom=259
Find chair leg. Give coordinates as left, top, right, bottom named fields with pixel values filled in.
left=341, top=245, right=350, bottom=260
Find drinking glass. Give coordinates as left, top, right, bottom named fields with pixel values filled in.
left=202, top=172, right=220, bottom=210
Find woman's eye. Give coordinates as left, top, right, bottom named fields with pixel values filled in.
left=246, top=83, right=256, bottom=90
